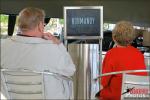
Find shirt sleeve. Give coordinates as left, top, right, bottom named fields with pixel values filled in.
left=100, top=51, right=116, bottom=98
left=101, top=51, right=115, bottom=87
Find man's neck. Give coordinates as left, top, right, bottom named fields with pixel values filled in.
left=19, top=30, right=42, bottom=38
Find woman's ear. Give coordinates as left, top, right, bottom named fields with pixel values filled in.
left=112, top=36, right=118, bottom=47
left=112, top=36, right=115, bottom=42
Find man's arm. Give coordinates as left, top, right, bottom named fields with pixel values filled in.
left=57, top=44, right=76, bottom=76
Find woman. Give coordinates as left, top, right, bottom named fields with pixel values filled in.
left=98, top=21, right=147, bottom=100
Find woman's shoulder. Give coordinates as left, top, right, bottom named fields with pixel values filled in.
left=105, top=47, right=118, bottom=57
left=128, top=46, right=143, bottom=54
left=106, top=47, right=118, bottom=54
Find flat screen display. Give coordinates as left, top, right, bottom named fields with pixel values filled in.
left=64, top=7, right=103, bottom=37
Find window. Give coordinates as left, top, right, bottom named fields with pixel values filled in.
left=0, top=14, right=8, bottom=35
left=44, top=18, right=64, bottom=36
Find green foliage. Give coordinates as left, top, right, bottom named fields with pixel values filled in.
left=59, top=19, right=64, bottom=24
left=1, top=14, right=8, bottom=35
left=0, top=14, right=8, bottom=24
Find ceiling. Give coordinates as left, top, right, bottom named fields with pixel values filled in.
left=1, top=0, right=150, bottom=27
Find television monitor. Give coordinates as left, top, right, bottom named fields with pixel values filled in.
left=64, top=6, right=103, bottom=38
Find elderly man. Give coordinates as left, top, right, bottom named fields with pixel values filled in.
left=1, top=7, right=75, bottom=99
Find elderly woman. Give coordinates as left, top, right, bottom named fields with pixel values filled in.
left=98, top=21, right=147, bottom=100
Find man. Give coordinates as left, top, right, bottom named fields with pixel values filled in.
left=1, top=7, right=75, bottom=99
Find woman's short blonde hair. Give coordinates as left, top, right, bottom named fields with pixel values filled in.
left=112, top=21, right=136, bottom=46
left=18, top=7, right=45, bottom=32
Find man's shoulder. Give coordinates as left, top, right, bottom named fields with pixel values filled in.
left=1, top=38, right=11, bottom=45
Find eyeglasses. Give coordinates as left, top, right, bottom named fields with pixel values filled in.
left=44, top=23, right=46, bottom=27
left=41, top=21, right=46, bottom=27
left=42, top=22, right=46, bottom=27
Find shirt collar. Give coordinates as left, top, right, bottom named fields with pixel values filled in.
left=10, top=35, right=54, bottom=44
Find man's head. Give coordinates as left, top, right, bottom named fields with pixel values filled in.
left=18, top=7, right=45, bottom=36
left=112, top=21, right=136, bottom=46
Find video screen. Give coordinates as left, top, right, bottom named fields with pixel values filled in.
left=65, top=8, right=101, bottom=36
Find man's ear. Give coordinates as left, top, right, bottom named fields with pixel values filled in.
left=38, top=22, right=44, bottom=33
